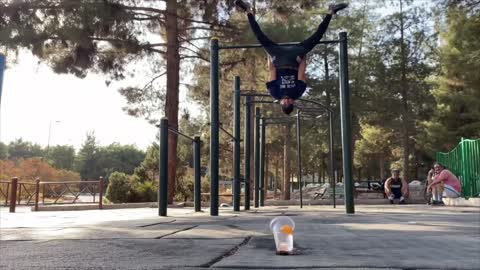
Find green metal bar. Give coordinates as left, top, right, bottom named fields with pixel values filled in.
left=193, top=136, right=201, bottom=212
left=254, top=107, right=261, bottom=208
left=329, top=111, right=336, bottom=208
left=259, top=118, right=266, bottom=206
left=244, top=96, right=251, bottom=210
left=296, top=111, right=303, bottom=208
left=218, top=39, right=340, bottom=50
left=159, top=118, right=168, bottom=216
left=233, top=76, right=241, bottom=211
left=460, top=138, right=467, bottom=197
left=210, top=38, right=220, bottom=216
left=338, top=32, right=355, bottom=214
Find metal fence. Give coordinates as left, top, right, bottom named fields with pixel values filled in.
left=436, top=138, right=480, bottom=198
left=1, top=177, right=104, bottom=212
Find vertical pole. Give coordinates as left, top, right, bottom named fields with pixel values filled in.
left=244, top=96, right=251, bottom=210
left=339, top=32, right=355, bottom=214
left=9, top=177, right=18, bottom=213
left=193, top=136, right=202, bottom=212
left=17, top=181, right=22, bottom=205
left=98, top=176, right=104, bottom=210
left=34, top=178, right=40, bottom=211
left=329, top=111, right=336, bottom=208
left=233, top=76, right=241, bottom=211
left=259, top=118, right=266, bottom=206
left=296, top=112, right=303, bottom=208
left=210, top=38, right=220, bottom=216
left=274, top=159, right=279, bottom=199
left=159, top=118, right=169, bottom=216
left=254, top=107, right=261, bottom=208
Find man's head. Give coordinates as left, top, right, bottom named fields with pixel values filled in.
left=280, top=97, right=294, bottom=115
left=433, top=162, right=444, bottom=174
left=391, top=168, right=400, bottom=178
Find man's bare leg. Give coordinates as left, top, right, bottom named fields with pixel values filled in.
left=268, top=55, right=276, bottom=81
left=298, top=57, right=306, bottom=81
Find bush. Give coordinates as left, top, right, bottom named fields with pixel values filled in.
left=132, top=180, right=157, bottom=202
left=105, top=172, right=131, bottom=203
left=175, top=177, right=194, bottom=202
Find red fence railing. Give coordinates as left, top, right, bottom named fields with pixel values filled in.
left=0, top=177, right=104, bottom=212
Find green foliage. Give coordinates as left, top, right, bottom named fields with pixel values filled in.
left=7, top=138, right=45, bottom=160
left=75, top=132, right=145, bottom=181
left=48, top=145, right=76, bottom=170
left=420, top=4, right=480, bottom=153
left=98, top=143, right=145, bottom=177
left=129, top=177, right=157, bottom=202
left=106, top=172, right=158, bottom=203
left=74, top=132, right=102, bottom=180
left=133, top=143, right=159, bottom=183
left=0, top=142, right=8, bottom=159
left=105, top=171, right=131, bottom=203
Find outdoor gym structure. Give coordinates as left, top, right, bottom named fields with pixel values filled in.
left=241, top=91, right=336, bottom=209
left=158, top=32, right=355, bottom=216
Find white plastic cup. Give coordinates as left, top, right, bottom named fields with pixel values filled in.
left=270, top=216, right=295, bottom=254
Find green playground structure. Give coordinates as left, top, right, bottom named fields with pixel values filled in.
left=436, top=138, right=480, bottom=198
left=158, top=33, right=355, bottom=217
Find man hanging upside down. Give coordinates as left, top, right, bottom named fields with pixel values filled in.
left=235, top=0, right=348, bottom=114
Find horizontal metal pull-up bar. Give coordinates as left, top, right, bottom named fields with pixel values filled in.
left=240, top=92, right=271, bottom=97
left=168, top=127, right=196, bottom=142
left=219, top=39, right=340, bottom=50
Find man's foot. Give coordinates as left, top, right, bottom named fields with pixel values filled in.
left=328, top=3, right=348, bottom=14
left=399, top=200, right=407, bottom=205
left=431, top=200, right=445, bottom=206
left=389, top=199, right=394, bottom=204
left=235, top=0, right=251, bottom=13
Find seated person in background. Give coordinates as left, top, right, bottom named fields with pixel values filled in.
left=427, top=162, right=462, bottom=206
left=384, top=169, right=409, bottom=204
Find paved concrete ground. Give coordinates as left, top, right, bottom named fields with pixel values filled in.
left=1, top=205, right=479, bottom=270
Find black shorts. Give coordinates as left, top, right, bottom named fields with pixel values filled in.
left=266, top=79, right=307, bottom=100
left=391, top=188, right=402, bottom=199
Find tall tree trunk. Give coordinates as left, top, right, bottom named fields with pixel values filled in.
left=379, top=154, right=385, bottom=180
left=283, top=124, right=291, bottom=200
left=318, top=160, right=322, bottom=183
left=274, top=158, right=279, bottom=199
left=312, top=163, right=316, bottom=184
left=165, top=0, right=180, bottom=203
left=265, top=145, right=269, bottom=198
left=399, top=0, right=410, bottom=181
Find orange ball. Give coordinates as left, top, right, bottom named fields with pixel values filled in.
left=280, top=224, right=293, bottom=235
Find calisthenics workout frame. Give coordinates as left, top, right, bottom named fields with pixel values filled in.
left=208, top=32, right=354, bottom=216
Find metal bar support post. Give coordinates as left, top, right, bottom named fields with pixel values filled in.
left=159, top=118, right=169, bottom=216
left=329, top=111, right=336, bottom=208
left=254, top=107, right=261, bottom=208
left=259, top=118, right=266, bottom=206
left=233, top=76, right=241, bottom=211
left=244, top=96, right=251, bottom=210
left=296, top=112, right=303, bottom=208
left=193, top=136, right=202, bottom=212
left=339, top=32, right=355, bottom=214
left=210, top=38, right=220, bottom=216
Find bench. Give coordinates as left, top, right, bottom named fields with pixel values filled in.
left=200, top=193, right=244, bottom=203
left=354, top=181, right=385, bottom=198
left=314, top=187, right=345, bottom=199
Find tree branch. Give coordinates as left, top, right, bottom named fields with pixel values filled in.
left=142, top=71, right=167, bottom=90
